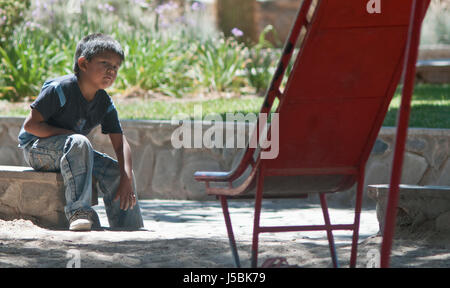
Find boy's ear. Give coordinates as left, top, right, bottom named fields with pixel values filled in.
left=77, top=56, right=89, bottom=72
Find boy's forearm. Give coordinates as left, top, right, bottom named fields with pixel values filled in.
left=24, top=121, right=73, bottom=138
left=116, top=137, right=133, bottom=180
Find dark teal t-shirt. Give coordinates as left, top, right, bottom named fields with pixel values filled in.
left=18, top=74, right=122, bottom=147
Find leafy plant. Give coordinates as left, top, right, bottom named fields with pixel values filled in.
left=0, top=0, right=282, bottom=100
left=244, top=25, right=281, bottom=95
left=0, top=28, right=68, bottom=101
left=193, top=36, right=248, bottom=93
left=115, top=33, right=196, bottom=98
left=0, top=0, right=31, bottom=44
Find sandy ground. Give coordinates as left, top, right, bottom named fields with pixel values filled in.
left=0, top=198, right=450, bottom=268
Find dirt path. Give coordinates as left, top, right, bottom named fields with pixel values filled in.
left=0, top=199, right=449, bottom=268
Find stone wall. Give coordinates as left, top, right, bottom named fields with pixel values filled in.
left=368, top=185, right=450, bottom=234
left=0, top=165, right=67, bottom=228
left=0, top=117, right=449, bottom=207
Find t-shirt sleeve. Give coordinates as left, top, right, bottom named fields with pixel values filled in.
left=30, top=82, right=64, bottom=121
left=101, top=100, right=123, bottom=134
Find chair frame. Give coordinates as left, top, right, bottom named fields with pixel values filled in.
left=195, top=0, right=431, bottom=268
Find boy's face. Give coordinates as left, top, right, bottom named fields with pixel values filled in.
left=78, top=50, right=122, bottom=90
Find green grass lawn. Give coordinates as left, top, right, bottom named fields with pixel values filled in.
left=382, top=84, right=450, bottom=128
left=1, top=84, right=449, bottom=128
left=116, top=97, right=269, bottom=121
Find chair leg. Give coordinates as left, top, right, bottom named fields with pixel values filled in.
left=251, top=170, right=264, bottom=268
left=220, top=196, right=241, bottom=268
left=319, top=193, right=339, bottom=268
left=350, top=176, right=364, bottom=268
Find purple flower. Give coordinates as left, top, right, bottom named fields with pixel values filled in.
left=156, top=2, right=178, bottom=15
left=105, top=4, right=115, bottom=12
left=191, top=2, right=205, bottom=11
left=160, top=21, right=170, bottom=29
left=166, top=2, right=178, bottom=10
left=134, top=0, right=148, bottom=6
left=24, top=21, right=42, bottom=31
left=98, top=3, right=115, bottom=12
left=231, top=28, right=244, bottom=37
left=155, top=5, right=164, bottom=14
left=175, top=15, right=187, bottom=24
left=0, top=15, right=6, bottom=26
left=32, top=8, right=40, bottom=18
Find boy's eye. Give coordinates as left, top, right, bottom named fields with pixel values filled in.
left=100, top=61, right=118, bottom=71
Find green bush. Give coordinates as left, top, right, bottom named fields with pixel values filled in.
left=0, top=0, right=284, bottom=101
left=244, top=25, right=281, bottom=95
left=193, top=36, right=248, bottom=93
left=0, top=0, right=31, bottom=44
left=0, top=27, right=68, bottom=101
left=116, top=33, right=197, bottom=98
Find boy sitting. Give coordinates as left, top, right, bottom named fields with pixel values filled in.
left=17, top=33, right=144, bottom=231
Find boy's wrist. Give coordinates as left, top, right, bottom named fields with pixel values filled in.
left=119, top=171, right=133, bottom=181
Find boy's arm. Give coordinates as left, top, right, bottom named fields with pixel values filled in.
left=23, top=109, right=73, bottom=137
left=109, top=133, right=136, bottom=211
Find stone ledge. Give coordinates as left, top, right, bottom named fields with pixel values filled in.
left=416, top=59, right=450, bottom=84
left=0, top=165, right=62, bottom=182
left=418, top=45, right=450, bottom=60
left=0, top=165, right=67, bottom=228
left=368, top=184, right=450, bottom=235
left=378, top=127, right=450, bottom=137
left=0, top=165, right=98, bottom=229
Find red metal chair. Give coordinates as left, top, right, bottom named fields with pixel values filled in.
left=195, top=0, right=430, bottom=268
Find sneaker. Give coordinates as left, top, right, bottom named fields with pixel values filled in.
left=69, top=209, right=98, bottom=231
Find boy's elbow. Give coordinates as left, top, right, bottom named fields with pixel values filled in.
left=23, top=118, right=33, bottom=133
left=23, top=116, right=39, bottom=134
left=23, top=109, right=43, bottom=134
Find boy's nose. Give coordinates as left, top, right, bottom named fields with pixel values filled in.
left=105, top=69, right=115, bottom=77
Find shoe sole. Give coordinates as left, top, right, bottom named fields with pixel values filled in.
left=69, top=220, right=93, bottom=231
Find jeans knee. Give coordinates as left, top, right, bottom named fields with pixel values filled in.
left=65, top=134, right=93, bottom=154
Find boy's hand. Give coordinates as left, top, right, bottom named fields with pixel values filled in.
left=113, top=178, right=136, bottom=210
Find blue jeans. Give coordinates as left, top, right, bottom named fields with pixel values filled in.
left=22, top=134, right=144, bottom=229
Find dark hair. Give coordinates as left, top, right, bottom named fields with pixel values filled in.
left=73, top=33, right=125, bottom=76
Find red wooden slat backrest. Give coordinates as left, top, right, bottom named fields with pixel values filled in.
left=263, top=0, right=428, bottom=179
